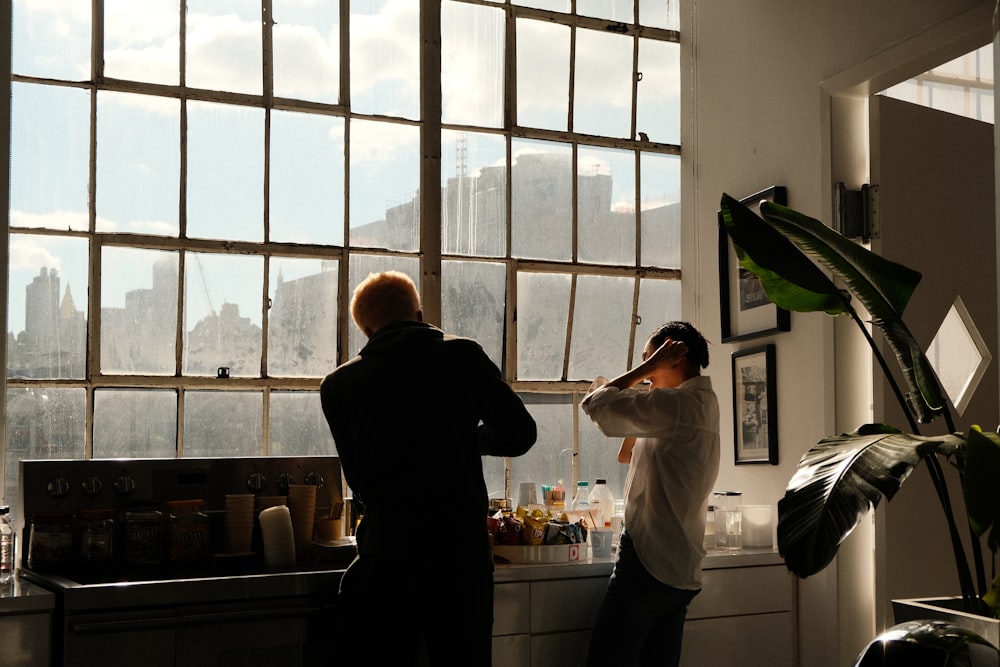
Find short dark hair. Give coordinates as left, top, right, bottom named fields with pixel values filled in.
left=647, top=321, right=710, bottom=369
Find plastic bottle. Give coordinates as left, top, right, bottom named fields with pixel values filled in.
left=588, top=479, right=615, bottom=529
left=568, top=481, right=591, bottom=524
left=0, top=506, right=15, bottom=584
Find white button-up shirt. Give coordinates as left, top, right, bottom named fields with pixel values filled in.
left=581, top=375, right=720, bottom=589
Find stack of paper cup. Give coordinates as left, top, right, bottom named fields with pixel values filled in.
left=287, top=484, right=317, bottom=558
left=259, top=505, right=295, bottom=570
left=256, top=495, right=287, bottom=512
left=224, top=494, right=255, bottom=554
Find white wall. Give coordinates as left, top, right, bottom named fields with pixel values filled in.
left=681, top=2, right=995, bottom=665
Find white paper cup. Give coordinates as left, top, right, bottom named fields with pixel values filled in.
left=590, top=529, right=614, bottom=558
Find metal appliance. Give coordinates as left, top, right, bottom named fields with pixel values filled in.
left=18, top=456, right=355, bottom=667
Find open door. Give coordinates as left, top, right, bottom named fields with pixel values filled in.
left=869, top=94, right=997, bottom=626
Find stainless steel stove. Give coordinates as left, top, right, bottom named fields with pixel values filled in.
left=18, top=456, right=354, bottom=667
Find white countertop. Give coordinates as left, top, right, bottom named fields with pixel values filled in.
left=493, top=546, right=783, bottom=583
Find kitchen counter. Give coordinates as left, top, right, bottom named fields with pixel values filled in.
left=0, top=577, right=56, bottom=612
left=0, top=577, right=56, bottom=667
left=490, top=546, right=794, bottom=667
left=493, top=545, right=783, bottom=582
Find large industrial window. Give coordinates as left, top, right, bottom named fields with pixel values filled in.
left=4, top=0, right=681, bottom=514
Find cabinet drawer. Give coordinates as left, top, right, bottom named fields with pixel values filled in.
left=682, top=611, right=794, bottom=666
left=529, top=577, right=607, bottom=633
left=688, top=565, right=793, bottom=619
left=494, top=582, right=530, bottom=636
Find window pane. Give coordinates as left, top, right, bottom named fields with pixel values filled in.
left=12, top=0, right=90, bottom=80
left=96, top=91, right=180, bottom=236
left=8, top=234, right=89, bottom=380
left=270, top=110, right=345, bottom=246
left=515, top=19, right=569, bottom=131
left=5, top=388, right=86, bottom=521
left=567, top=275, right=634, bottom=380
left=101, top=247, right=178, bottom=375
left=514, top=0, right=569, bottom=13
left=510, top=397, right=574, bottom=500
left=442, top=1, right=504, bottom=128
left=345, top=254, right=420, bottom=358
left=442, top=130, right=507, bottom=257
left=574, top=29, right=632, bottom=138
left=442, top=260, right=506, bottom=370
left=10, top=83, right=90, bottom=231
left=578, top=420, right=628, bottom=504
left=517, top=272, right=570, bottom=380
left=639, top=0, right=678, bottom=30
left=632, top=277, right=682, bottom=363
left=640, top=152, right=681, bottom=268
left=577, top=0, right=633, bottom=22
left=184, top=252, right=264, bottom=377
left=512, top=139, right=572, bottom=261
left=637, top=38, right=680, bottom=145
left=273, top=0, right=340, bottom=104
left=349, top=119, right=420, bottom=251
left=183, top=391, right=263, bottom=457
left=578, top=146, right=636, bottom=265
left=270, top=391, right=336, bottom=456
left=349, top=0, right=420, bottom=119
left=94, top=389, right=177, bottom=458
left=187, top=101, right=264, bottom=242
left=268, top=257, right=339, bottom=377
left=104, top=0, right=179, bottom=85
left=186, top=0, right=262, bottom=95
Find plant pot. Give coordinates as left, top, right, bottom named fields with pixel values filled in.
left=892, top=597, right=1000, bottom=648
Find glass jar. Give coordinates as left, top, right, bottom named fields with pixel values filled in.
left=125, top=510, right=164, bottom=566
left=77, top=508, right=115, bottom=566
left=27, top=513, right=74, bottom=570
left=165, top=499, right=209, bottom=564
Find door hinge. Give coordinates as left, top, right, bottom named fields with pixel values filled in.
left=834, top=182, right=878, bottom=242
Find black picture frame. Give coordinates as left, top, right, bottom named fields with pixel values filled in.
left=732, top=344, right=778, bottom=465
left=719, top=186, right=791, bottom=342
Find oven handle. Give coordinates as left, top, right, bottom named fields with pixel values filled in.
left=71, top=604, right=337, bottom=635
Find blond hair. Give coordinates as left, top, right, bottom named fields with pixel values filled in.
left=350, top=271, right=422, bottom=336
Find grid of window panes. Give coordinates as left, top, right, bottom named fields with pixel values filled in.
left=5, top=0, right=681, bottom=515
left=881, top=43, right=994, bottom=123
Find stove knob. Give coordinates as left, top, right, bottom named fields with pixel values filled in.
left=114, top=475, right=136, bottom=496
left=47, top=477, right=70, bottom=498
left=246, top=472, right=267, bottom=493
left=305, top=471, right=325, bottom=489
left=276, top=472, right=295, bottom=494
left=81, top=476, right=104, bottom=497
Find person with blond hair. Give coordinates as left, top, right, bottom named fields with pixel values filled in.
left=320, top=270, right=537, bottom=666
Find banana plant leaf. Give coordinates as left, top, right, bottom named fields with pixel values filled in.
left=719, top=193, right=946, bottom=425
left=965, top=426, right=1000, bottom=552
left=778, top=425, right=964, bottom=578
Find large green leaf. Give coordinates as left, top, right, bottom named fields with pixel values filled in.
left=965, top=426, right=1000, bottom=551
left=719, top=194, right=848, bottom=314
left=720, top=194, right=944, bottom=424
left=777, top=426, right=963, bottom=578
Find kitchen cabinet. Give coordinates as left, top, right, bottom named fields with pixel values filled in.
left=0, top=578, right=56, bottom=667
left=491, top=548, right=796, bottom=667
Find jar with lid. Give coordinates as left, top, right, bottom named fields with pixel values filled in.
left=125, top=509, right=164, bottom=566
left=77, top=508, right=115, bottom=566
left=587, top=479, right=615, bottom=529
left=713, top=491, right=743, bottom=551
left=27, top=512, right=74, bottom=571
left=165, top=500, right=210, bottom=565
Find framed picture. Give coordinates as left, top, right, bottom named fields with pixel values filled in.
left=732, top=344, right=778, bottom=465
left=719, top=186, right=791, bottom=342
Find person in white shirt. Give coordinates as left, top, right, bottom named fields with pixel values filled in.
left=581, top=321, right=720, bottom=667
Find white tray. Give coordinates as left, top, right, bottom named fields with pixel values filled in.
left=493, top=543, right=586, bottom=564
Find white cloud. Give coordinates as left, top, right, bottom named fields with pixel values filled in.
left=9, top=210, right=88, bottom=233
left=9, top=234, right=63, bottom=273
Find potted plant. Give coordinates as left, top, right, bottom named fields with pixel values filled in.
left=718, top=193, right=1000, bottom=641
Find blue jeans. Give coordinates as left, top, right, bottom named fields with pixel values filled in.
left=586, top=530, right=699, bottom=667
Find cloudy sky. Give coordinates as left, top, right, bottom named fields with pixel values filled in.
left=7, top=0, right=679, bottom=331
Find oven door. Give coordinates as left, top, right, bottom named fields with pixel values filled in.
left=63, top=596, right=338, bottom=667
